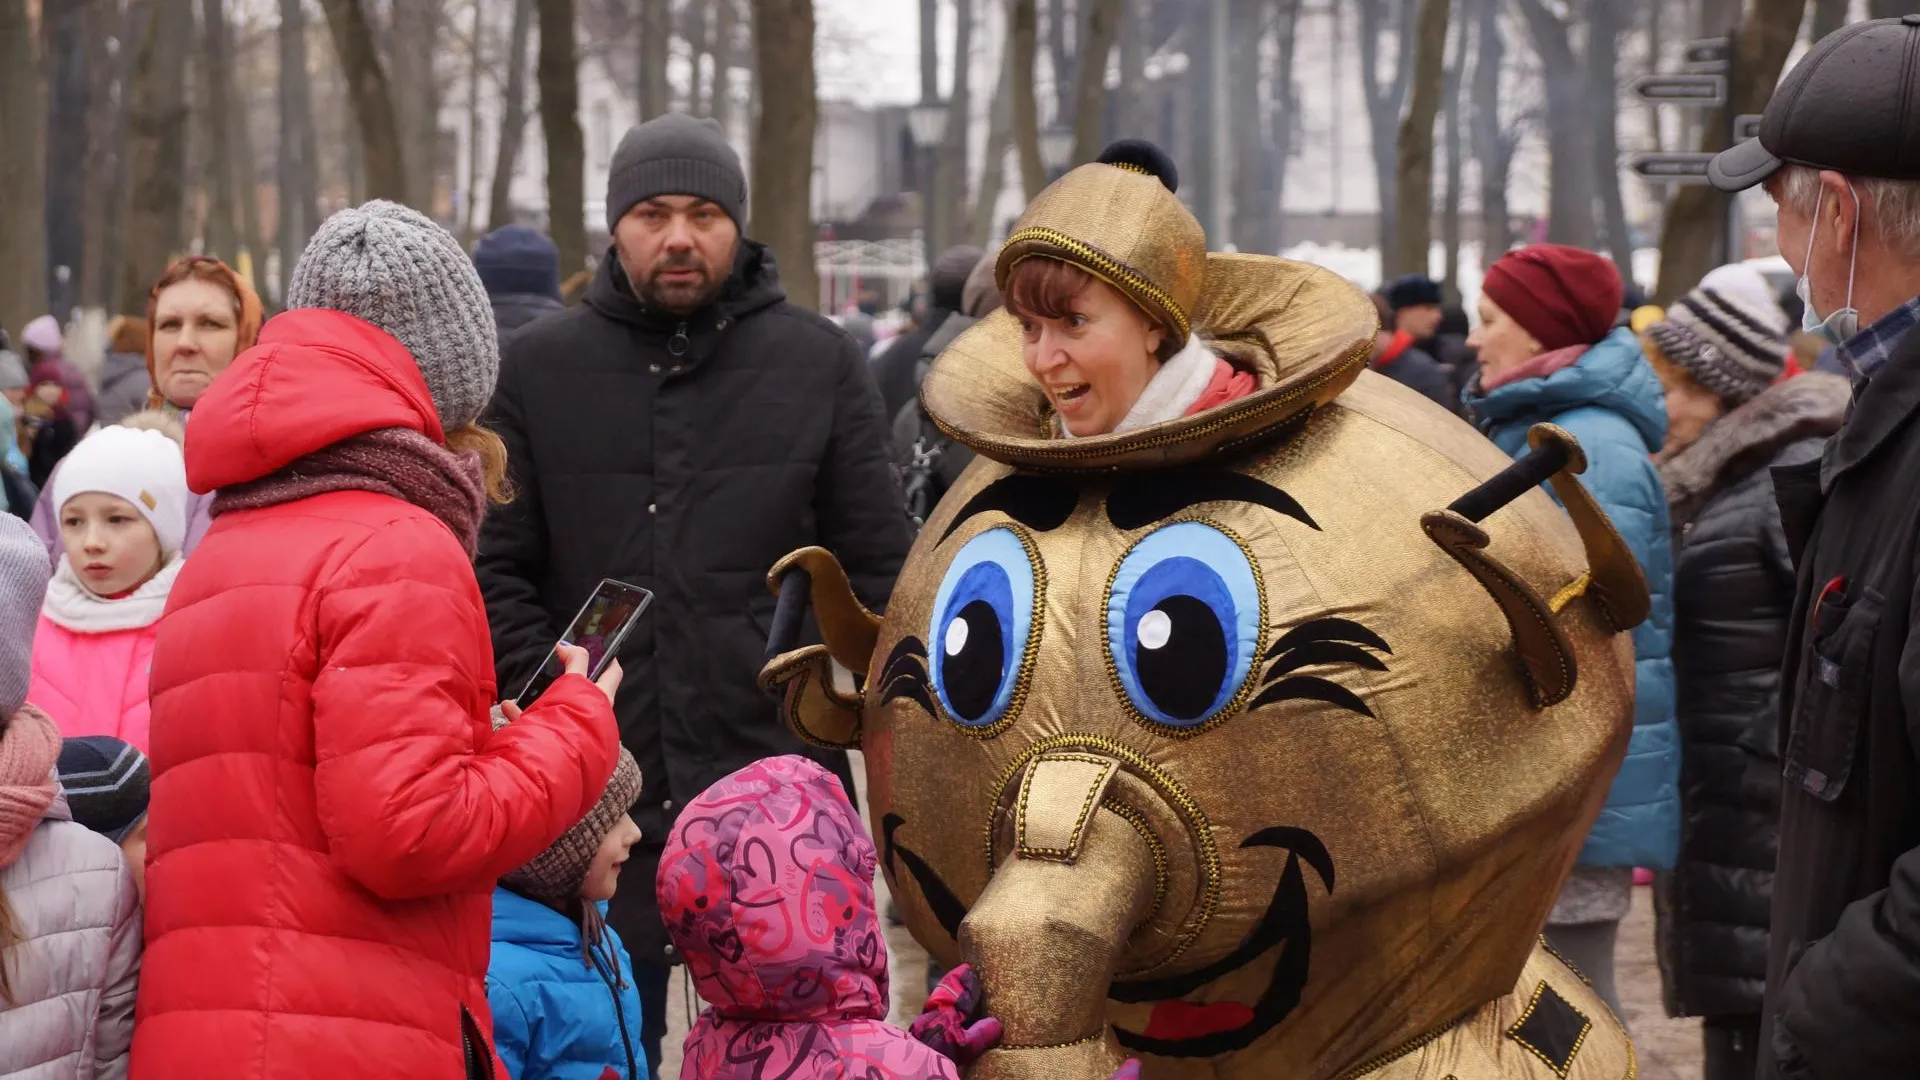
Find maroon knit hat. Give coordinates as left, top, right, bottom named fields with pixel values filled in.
left=1481, top=245, right=1624, bottom=353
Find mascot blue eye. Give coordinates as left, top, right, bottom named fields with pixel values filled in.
left=1107, top=521, right=1262, bottom=729
left=929, top=528, right=1040, bottom=729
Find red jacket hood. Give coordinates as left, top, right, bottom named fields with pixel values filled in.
left=657, top=755, right=888, bottom=1025
left=185, top=309, right=444, bottom=494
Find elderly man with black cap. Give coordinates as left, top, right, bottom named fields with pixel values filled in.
left=477, top=113, right=911, bottom=1072
left=1708, top=16, right=1920, bottom=1079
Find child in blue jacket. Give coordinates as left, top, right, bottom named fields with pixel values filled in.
left=487, top=729, right=648, bottom=1080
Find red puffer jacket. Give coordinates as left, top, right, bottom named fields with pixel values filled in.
left=131, top=310, right=622, bottom=1080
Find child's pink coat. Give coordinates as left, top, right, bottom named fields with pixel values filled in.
left=659, top=755, right=962, bottom=1080
left=28, top=614, right=159, bottom=750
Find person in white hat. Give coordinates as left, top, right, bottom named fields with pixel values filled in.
left=26, top=415, right=188, bottom=751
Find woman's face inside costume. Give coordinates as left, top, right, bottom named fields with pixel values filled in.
left=1467, top=297, right=1541, bottom=383
left=1009, top=259, right=1169, bottom=438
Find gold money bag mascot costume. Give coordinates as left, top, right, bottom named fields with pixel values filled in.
left=760, top=141, right=1645, bottom=1080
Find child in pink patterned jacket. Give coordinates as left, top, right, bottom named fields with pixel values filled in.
left=658, top=755, right=1004, bottom=1080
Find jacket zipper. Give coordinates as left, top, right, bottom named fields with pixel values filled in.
left=591, top=946, right=641, bottom=1080
left=668, top=321, right=690, bottom=358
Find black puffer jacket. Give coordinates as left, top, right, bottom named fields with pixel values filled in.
left=1654, top=372, right=1850, bottom=1019
left=477, top=241, right=911, bottom=963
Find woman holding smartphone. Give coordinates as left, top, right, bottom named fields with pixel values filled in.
left=132, top=203, right=625, bottom=1080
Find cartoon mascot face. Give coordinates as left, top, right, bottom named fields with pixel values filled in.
left=761, top=254, right=1646, bottom=1080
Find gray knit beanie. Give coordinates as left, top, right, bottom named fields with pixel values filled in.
left=494, top=706, right=643, bottom=907
left=0, top=516, right=49, bottom=716
left=287, top=201, right=500, bottom=432
left=1646, top=283, right=1790, bottom=408
left=606, top=114, right=748, bottom=232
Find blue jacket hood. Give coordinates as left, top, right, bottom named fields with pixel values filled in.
left=1466, top=329, right=1668, bottom=454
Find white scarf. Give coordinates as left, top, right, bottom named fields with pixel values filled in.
left=42, top=553, right=183, bottom=634
left=1060, top=334, right=1217, bottom=438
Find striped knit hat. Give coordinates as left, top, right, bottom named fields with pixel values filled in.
left=56, top=736, right=150, bottom=843
left=1645, top=275, right=1790, bottom=407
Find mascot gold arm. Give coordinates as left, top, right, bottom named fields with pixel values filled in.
left=761, top=141, right=1645, bottom=1080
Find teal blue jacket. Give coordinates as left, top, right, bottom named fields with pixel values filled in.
left=487, top=887, right=649, bottom=1080
left=1464, top=328, right=1680, bottom=870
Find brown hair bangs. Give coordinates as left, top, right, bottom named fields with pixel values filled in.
left=1003, top=256, right=1182, bottom=360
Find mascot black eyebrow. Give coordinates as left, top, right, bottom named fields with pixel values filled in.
left=761, top=140, right=1649, bottom=1080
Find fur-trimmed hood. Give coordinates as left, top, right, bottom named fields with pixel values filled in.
left=1660, top=372, right=1851, bottom=528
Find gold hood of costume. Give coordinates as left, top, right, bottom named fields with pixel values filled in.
left=760, top=149, right=1645, bottom=1080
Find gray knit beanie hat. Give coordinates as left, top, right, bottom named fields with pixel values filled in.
left=287, top=201, right=500, bottom=432
left=495, top=706, right=643, bottom=907
left=606, top=113, right=748, bottom=231
left=1646, top=283, right=1790, bottom=408
left=0, top=516, right=49, bottom=716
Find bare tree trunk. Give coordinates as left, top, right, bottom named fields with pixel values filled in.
left=970, top=45, right=1016, bottom=247
left=119, top=0, right=194, bottom=316
left=1391, top=0, right=1450, bottom=278
left=1654, top=0, right=1807, bottom=302
left=0, top=0, right=46, bottom=336
left=709, top=0, right=736, bottom=134
left=1068, top=0, right=1120, bottom=166
left=1048, top=0, right=1076, bottom=126
left=318, top=0, right=409, bottom=202
left=639, top=0, right=670, bottom=118
left=1010, top=0, right=1045, bottom=200
left=920, top=0, right=939, bottom=103
left=749, top=0, right=819, bottom=310
left=1269, top=0, right=1304, bottom=250
left=1112, top=0, right=1143, bottom=139
left=1468, top=0, right=1513, bottom=264
left=1228, top=0, right=1268, bottom=252
left=1440, top=6, right=1468, bottom=295
left=81, top=0, right=130, bottom=310
left=1588, top=0, right=1635, bottom=276
left=389, top=0, right=444, bottom=210
left=463, top=0, right=488, bottom=246
left=43, top=0, right=89, bottom=319
left=489, top=0, right=536, bottom=230
left=1808, top=0, right=1847, bottom=40
left=538, top=0, right=587, bottom=277
left=202, top=0, right=241, bottom=265
left=1513, top=0, right=1595, bottom=248
left=1358, top=0, right=1416, bottom=262
left=940, top=0, right=976, bottom=250
left=279, top=0, right=318, bottom=301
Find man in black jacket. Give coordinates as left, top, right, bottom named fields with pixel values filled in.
left=1708, top=17, right=1920, bottom=1078
left=477, top=113, right=911, bottom=1071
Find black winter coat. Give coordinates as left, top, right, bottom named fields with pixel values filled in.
left=1375, top=340, right=1457, bottom=412
left=871, top=310, right=951, bottom=419
left=477, top=242, right=912, bottom=964
left=1760, top=320, right=1920, bottom=1079
left=489, top=290, right=566, bottom=336
left=1654, top=373, right=1849, bottom=1021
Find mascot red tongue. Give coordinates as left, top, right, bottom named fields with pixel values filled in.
left=761, top=139, right=1645, bottom=1080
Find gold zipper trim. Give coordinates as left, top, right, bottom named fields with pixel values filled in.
left=985, top=733, right=1221, bottom=970
left=1005, top=226, right=1191, bottom=338
left=1102, top=796, right=1170, bottom=933
left=1330, top=1011, right=1472, bottom=1080
left=926, top=335, right=1371, bottom=466
left=925, top=523, right=1048, bottom=740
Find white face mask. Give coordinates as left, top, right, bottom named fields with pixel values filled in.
left=1796, top=180, right=1861, bottom=345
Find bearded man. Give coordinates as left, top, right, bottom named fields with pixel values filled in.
left=477, top=113, right=910, bottom=1073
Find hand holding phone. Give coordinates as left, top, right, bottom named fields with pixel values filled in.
left=515, top=580, right=652, bottom=708
left=499, top=645, right=623, bottom=720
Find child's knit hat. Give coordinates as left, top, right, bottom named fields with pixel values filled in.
left=0, top=515, right=49, bottom=716
left=56, top=736, right=150, bottom=842
left=494, top=709, right=643, bottom=906
left=52, top=425, right=190, bottom=556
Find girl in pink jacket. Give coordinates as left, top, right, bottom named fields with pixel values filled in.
left=28, top=417, right=187, bottom=752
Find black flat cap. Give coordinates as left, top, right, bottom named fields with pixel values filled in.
left=1711, top=16, right=1920, bottom=192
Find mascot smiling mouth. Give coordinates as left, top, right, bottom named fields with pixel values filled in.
left=884, top=816, right=1335, bottom=1058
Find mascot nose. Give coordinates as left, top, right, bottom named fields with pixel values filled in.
left=959, top=750, right=1188, bottom=1079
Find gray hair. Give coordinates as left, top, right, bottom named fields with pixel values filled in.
left=1778, top=164, right=1920, bottom=258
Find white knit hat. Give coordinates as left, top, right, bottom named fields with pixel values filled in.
left=52, top=426, right=190, bottom=556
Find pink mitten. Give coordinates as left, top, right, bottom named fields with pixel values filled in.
left=909, top=963, right=1004, bottom=1066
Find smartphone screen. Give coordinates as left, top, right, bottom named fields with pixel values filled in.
left=515, top=579, right=654, bottom=708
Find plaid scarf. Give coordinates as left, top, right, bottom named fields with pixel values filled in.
left=211, top=427, right=487, bottom=556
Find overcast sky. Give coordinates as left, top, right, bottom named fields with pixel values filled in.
left=815, top=0, right=940, bottom=106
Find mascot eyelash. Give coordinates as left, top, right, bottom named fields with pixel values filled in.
left=1251, top=618, right=1392, bottom=718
